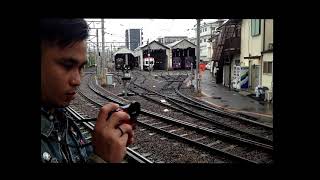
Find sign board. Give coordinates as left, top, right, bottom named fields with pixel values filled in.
left=240, top=67, right=249, bottom=89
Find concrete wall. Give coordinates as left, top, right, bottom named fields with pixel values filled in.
left=240, top=19, right=265, bottom=90
left=223, top=65, right=230, bottom=87
left=240, top=19, right=263, bottom=59
left=262, top=52, right=273, bottom=90
left=261, top=19, right=273, bottom=91
left=135, top=50, right=143, bottom=70
left=166, top=49, right=170, bottom=70
left=264, top=19, right=273, bottom=51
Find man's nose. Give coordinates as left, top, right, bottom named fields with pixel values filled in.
left=70, top=70, right=81, bottom=86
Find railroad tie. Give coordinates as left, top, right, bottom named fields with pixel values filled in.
left=158, top=125, right=172, bottom=129
left=193, top=136, right=207, bottom=142
left=221, top=145, right=237, bottom=151
left=179, top=133, right=189, bottom=137
left=149, top=122, right=163, bottom=126
left=141, top=153, right=152, bottom=157
left=168, top=127, right=184, bottom=133
left=206, top=140, right=221, bottom=147
left=130, top=146, right=139, bottom=150
left=139, top=119, right=152, bottom=123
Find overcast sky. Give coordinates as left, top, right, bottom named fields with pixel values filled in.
left=85, top=19, right=219, bottom=49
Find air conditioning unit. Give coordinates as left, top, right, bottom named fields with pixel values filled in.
left=268, top=43, right=273, bottom=50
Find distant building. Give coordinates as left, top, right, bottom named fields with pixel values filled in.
left=190, top=20, right=224, bottom=63
left=157, top=36, right=188, bottom=45
left=125, top=29, right=143, bottom=50
left=133, top=40, right=170, bottom=70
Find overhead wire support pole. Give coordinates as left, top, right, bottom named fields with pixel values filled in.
left=101, top=18, right=107, bottom=86
left=196, top=19, right=201, bottom=94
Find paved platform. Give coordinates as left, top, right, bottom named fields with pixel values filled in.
left=196, top=70, right=273, bottom=125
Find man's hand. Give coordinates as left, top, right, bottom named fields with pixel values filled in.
left=92, top=103, right=134, bottom=163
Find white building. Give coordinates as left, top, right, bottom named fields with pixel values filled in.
left=189, top=20, right=224, bottom=63
left=240, top=19, right=273, bottom=100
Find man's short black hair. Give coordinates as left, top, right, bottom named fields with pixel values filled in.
left=40, top=18, right=89, bottom=48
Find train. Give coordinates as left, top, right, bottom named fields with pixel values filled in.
left=143, top=57, right=154, bottom=70
left=184, top=56, right=194, bottom=69
left=114, top=53, right=138, bottom=70
left=172, top=56, right=194, bottom=70
left=172, top=57, right=181, bottom=69
left=171, top=47, right=195, bottom=70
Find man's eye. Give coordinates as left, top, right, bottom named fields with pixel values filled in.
left=63, top=62, right=73, bottom=69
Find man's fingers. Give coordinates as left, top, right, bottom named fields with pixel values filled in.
left=95, top=103, right=119, bottom=130
left=127, top=137, right=134, bottom=146
left=108, top=111, right=131, bottom=128
left=119, top=133, right=129, bottom=146
left=117, top=123, right=133, bottom=138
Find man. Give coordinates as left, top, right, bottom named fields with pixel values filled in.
left=41, top=18, right=134, bottom=163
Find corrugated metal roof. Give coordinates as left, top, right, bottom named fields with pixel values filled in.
left=113, top=47, right=134, bottom=55
left=140, top=40, right=170, bottom=50
left=166, top=39, right=196, bottom=48
left=135, top=44, right=147, bottom=50
left=166, top=39, right=183, bottom=48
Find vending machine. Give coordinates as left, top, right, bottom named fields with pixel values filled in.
left=232, top=65, right=241, bottom=90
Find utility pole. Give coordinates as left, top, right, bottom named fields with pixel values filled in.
left=195, top=19, right=201, bottom=94
left=101, top=18, right=107, bottom=86
left=96, top=29, right=100, bottom=76
left=111, top=43, right=113, bottom=71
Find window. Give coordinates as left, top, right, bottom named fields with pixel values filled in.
left=205, top=27, right=207, bottom=32
left=200, top=39, right=202, bottom=43
left=204, top=39, right=206, bottom=42
left=263, top=62, right=272, bottom=73
left=251, top=19, right=261, bottom=36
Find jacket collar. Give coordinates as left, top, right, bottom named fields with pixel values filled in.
left=41, top=106, right=55, bottom=138
left=41, top=106, right=66, bottom=138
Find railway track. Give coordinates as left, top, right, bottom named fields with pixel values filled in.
left=76, top=73, right=273, bottom=163
left=128, top=71, right=273, bottom=145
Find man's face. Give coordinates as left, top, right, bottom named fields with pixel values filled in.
left=41, top=41, right=87, bottom=108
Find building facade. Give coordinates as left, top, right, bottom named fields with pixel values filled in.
left=212, top=19, right=241, bottom=87
left=125, top=29, right=143, bottom=51
left=134, top=41, right=170, bottom=70
left=240, top=19, right=273, bottom=97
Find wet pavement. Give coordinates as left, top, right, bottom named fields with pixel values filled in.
left=196, top=70, right=273, bottom=125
